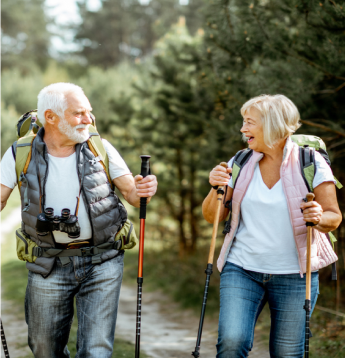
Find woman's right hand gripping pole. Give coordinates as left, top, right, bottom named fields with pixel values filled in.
left=202, top=164, right=233, bottom=224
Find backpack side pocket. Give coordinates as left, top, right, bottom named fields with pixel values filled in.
left=116, top=219, right=138, bottom=250
left=16, top=229, right=38, bottom=263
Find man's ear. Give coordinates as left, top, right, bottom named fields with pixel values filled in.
left=45, top=109, right=59, bottom=125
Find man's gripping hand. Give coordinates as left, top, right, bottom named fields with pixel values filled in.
left=134, top=174, right=158, bottom=198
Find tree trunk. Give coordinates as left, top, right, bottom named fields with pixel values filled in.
left=189, top=151, right=198, bottom=253
left=176, top=148, right=187, bottom=257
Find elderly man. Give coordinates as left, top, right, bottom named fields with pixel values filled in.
left=0, top=83, right=158, bottom=358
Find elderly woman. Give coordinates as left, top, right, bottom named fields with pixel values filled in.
left=202, top=94, right=342, bottom=358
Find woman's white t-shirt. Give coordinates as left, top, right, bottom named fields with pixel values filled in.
left=226, top=151, right=335, bottom=274
left=1, top=139, right=131, bottom=243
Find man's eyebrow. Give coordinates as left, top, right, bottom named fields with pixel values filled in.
left=74, top=107, right=92, bottom=112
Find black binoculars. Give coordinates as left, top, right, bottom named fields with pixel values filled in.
left=36, top=207, right=81, bottom=239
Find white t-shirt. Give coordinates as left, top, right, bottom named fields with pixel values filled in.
left=226, top=151, right=336, bottom=274
left=1, top=139, right=131, bottom=243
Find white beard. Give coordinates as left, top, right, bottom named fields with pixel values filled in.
left=58, top=117, right=90, bottom=143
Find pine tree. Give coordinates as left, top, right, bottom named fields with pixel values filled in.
left=203, top=0, right=345, bottom=162
left=131, top=18, right=226, bottom=254
left=74, top=0, right=204, bottom=68
left=1, top=0, right=50, bottom=72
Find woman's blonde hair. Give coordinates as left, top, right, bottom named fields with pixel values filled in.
left=241, top=94, right=301, bottom=147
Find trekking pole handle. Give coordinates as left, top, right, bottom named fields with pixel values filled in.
left=139, top=155, right=151, bottom=219
left=140, top=155, right=151, bottom=178
left=306, top=193, right=315, bottom=202
left=217, top=162, right=229, bottom=195
left=305, top=193, right=315, bottom=227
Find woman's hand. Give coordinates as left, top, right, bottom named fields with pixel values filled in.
left=300, top=200, right=323, bottom=225
left=209, top=165, right=232, bottom=187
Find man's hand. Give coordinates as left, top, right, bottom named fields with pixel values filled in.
left=113, top=174, right=158, bottom=208
left=134, top=174, right=158, bottom=198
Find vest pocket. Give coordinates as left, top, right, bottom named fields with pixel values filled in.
left=116, top=219, right=138, bottom=250
left=16, top=229, right=38, bottom=263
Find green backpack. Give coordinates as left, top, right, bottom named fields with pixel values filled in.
left=223, top=134, right=342, bottom=280
left=12, top=110, right=138, bottom=261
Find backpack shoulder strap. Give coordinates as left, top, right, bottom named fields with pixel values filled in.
left=223, top=148, right=253, bottom=235
left=299, top=146, right=343, bottom=191
left=232, top=148, right=253, bottom=189
left=15, top=133, right=36, bottom=191
left=86, top=125, right=113, bottom=190
left=299, top=146, right=315, bottom=193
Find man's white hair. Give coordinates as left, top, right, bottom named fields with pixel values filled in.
left=37, top=83, right=85, bottom=126
left=241, top=94, right=301, bottom=148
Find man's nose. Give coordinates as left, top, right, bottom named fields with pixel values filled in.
left=82, top=113, right=92, bottom=124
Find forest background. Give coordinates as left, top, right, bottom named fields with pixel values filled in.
left=1, top=0, right=345, bottom=356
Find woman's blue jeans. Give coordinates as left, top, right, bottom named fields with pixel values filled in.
left=216, top=262, right=319, bottom=358
left=25, top=253, right=124, bottom=358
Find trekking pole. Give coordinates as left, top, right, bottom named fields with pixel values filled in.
left=1, top=318, right=10, bottom=358
left=192, top=162, right=228, bottom=358
left=135, top=155, right=151, bottom=358
left=304, top=192, right=315, bottom=358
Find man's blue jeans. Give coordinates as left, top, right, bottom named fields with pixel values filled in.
left=216, top=262, right=319, bottom=358
left=25, top=253, right=124, bottom=358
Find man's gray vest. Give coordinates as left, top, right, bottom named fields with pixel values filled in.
left=18, top=128, right=127, bottom=277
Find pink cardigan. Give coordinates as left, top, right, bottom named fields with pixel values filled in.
left=217, top=138, right=338, bottom=276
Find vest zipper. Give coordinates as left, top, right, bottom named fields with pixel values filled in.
left=42, top=145, right=49, bottom=210
left=280, top=159, right=304, bottom=278
left=78, top=145, right=95, bottom=239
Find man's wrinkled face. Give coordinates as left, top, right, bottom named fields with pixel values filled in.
left=58, top=92, right=93, bottom=143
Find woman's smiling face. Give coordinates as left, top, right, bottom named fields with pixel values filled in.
left=240, top=107, right=266, bottom=152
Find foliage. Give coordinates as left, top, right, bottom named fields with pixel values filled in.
left=203, top=0, right=345, bottom=193
left=0, top=62, right=72, bottom=156
left=1, top=0, right=51, bottom=73
left=77, top=63, right=139, bottom=157
left=128, top=19, right=232, bottom=254
left=74, top=0, right=204, bottom=68
left=1, top=104, right=21, bottom=156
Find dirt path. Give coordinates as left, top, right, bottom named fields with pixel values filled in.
left=116, top=285, right=269, bottom=358
left=1, top=301, right=31, bottom=358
